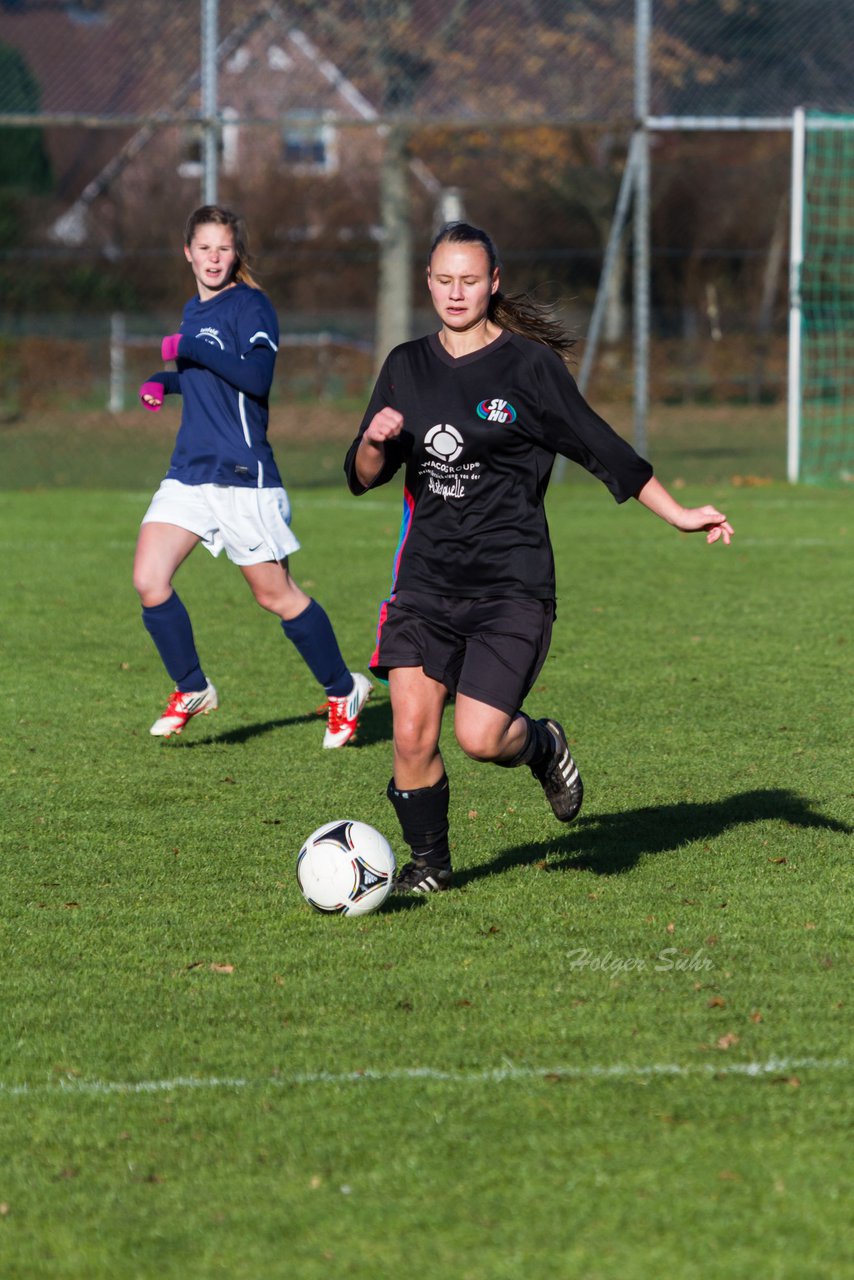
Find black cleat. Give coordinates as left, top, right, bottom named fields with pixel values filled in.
left=530, top=718, right=584, bottom=822
left=393, top=859, right=454, bottom=894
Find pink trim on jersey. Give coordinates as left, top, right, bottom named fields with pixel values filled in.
left=369, top=598, right=389, bottom=670
left=390, top=485, right=415, bottom=591
left=370, top=485, right=415, bottom=669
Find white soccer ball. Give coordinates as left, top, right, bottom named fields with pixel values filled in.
left=296, top=820, right=396, bottom=916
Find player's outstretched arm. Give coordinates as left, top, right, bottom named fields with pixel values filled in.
left=635, top=476, right=733, bottom=545
left=354, top=408, right=405, bottom=488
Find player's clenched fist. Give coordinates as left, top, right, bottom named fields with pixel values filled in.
left=363, top=407, right=404, bottom=445
left=353, top=407, right=404, bottom=487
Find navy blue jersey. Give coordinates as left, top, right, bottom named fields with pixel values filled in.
left=344, top=331, right=653, bottom=601
left=148, top=283, right=282, bottom=488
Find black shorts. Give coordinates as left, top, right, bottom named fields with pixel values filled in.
left=371, top=590, right=555, bottom=717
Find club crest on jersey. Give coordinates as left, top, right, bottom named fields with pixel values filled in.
left=196, top=326, right=225, bottom=349
left=424, top=423, right=463, bottom=462
left=476, top=397, right=517, bottom=424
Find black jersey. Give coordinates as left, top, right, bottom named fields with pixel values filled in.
left=344, top=330, right=653, bottom=601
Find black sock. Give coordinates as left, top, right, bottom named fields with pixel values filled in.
left=495, top=715, right=554, bottom=770
left=387, top=773, right=451, bottom=870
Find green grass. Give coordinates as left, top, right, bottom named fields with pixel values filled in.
left=1, top=445, right=852, bottom=1277
left=0, top=401, right=789, bottom=493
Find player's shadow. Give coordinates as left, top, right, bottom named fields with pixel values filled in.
left=455, top=788, right=851, bottom=887
left=170, top=695, right=392, bottom=749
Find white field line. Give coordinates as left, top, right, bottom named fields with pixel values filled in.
left=0, top=1056, right=848, bottom=1098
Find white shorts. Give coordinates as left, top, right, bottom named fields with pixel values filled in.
left=141, top=479, right=301, bottom=565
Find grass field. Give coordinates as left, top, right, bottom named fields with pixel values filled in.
left=1, top=406, right=851, bottom=1279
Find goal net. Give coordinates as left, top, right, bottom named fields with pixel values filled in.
left=789, top=109, right=854, bottom=485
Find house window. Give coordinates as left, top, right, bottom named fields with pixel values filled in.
left=177, top=108, right=238, bottom=180
left=177, top=128, right=203, bottom=181
left=282, top=112, right=337, bottom=174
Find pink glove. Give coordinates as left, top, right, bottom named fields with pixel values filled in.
left=161, top=333, right=182, bottom=362
left=139, top=380, right=164, bottom=412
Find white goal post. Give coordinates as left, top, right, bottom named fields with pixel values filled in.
left=787, top=107, right=854, bottom=485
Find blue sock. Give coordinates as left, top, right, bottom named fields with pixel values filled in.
left=142, top=592, right=206, bottom=692
left=281, top=598, right=352, bottom=697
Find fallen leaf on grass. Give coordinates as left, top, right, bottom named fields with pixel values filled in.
left=729, top=473, right=773, bottom=487
left=716, top=1032, right=740, bottom=1050
left=707, top=996, right=726, bottom=1008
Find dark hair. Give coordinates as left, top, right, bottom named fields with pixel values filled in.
left=428, top=222, right=575, bottom=359
left=183, top=205, right=260, bottom=288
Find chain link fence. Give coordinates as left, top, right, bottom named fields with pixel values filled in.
left=0, top=0, right=852, bottom=464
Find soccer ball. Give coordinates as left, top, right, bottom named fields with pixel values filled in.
left=296, top=820, right=396, bottom=916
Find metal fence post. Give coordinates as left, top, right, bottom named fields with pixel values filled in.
left=201, top=0, right=218, bottom=205
left=633, top=0, right=651, bottom=458
left=109, top=311, right=126, bottom=413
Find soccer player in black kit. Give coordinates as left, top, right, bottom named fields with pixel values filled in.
left=345, top=222, right=733, bottom=893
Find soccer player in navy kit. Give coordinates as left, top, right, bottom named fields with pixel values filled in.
left=345, top=222, right=733, bottom=892
left=134, top=205, right=371, bottom=745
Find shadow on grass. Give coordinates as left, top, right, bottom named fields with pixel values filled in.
left=168, top=696, right=393, bottom=749
left=456, top=788, right=852, bottom=887
left=382, top=892, right=427, bottom=914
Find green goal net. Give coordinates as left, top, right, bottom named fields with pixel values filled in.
left=790, top=110, right=854, bottom=485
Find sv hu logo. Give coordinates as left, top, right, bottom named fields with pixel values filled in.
left=476, top=398, right=517, bottom=424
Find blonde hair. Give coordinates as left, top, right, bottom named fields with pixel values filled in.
left=183, top=205, right=260, bottom=288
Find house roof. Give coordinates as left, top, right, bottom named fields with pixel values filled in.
left=0, top=1, right=385, bottom=122
left=2, top=2, right=851, bottom=144
left=30, top=2, right=437, bottom=245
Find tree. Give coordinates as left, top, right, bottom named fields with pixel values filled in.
left=0, top=43, right=51, bottom=192
left=0, top=43, right=52, bottom=248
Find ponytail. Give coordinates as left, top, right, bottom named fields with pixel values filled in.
left=490, top=291, right=576, bottom=360
left=429, top=222, right=575, bottom=360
